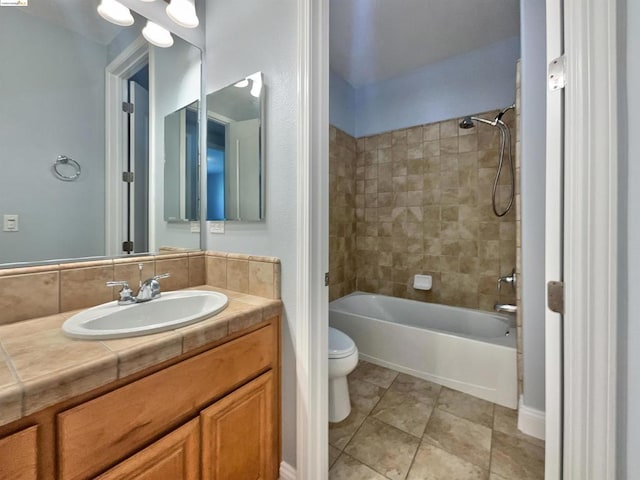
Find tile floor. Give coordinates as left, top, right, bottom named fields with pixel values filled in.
left=329, top=361, right=544, bottom=480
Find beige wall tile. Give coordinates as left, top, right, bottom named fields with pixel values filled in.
left=226, top=258, right=249, bottom=293
left=189, top=255, right=206, bottom=287
left=154, top=257, right=189, bottom=292
left=249, top=261, right=275, bottom=298
left=61, top=266, right=113, bottom=312
left=206, top=255, right=227, bottom=289
left=0, top=272, right=60, bottom=325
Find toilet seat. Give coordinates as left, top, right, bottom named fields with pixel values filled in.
left=329, top=327, right=356, bottom=359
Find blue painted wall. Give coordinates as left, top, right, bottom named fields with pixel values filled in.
left=333, top=36, right=520, bottom=138
left=329, top=69, right=356, bottom=135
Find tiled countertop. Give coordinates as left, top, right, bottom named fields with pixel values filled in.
left=0, top=285, right=282, bottom=428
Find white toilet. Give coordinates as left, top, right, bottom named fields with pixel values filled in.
left=328, top=327, right=359, bottom=423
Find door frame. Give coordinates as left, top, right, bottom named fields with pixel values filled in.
left=560, top=0, right=618, bottom=477
left=296, top=1, right=620, bottom=479
left=105, top=36, right=149, bottom=256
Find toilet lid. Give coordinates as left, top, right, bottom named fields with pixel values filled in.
left=329, top=327, right=357, bottom=359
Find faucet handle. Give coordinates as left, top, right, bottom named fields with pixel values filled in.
left=106, top=281, right=135, bottom=304
left=153, top=273, right=171, bottom=281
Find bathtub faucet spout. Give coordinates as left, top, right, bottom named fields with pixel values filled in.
left=494, top=303, right=517, bottom=314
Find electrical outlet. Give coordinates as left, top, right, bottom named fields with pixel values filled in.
left=209, top=221, right=225, bottom=234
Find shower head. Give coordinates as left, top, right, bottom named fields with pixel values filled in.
left=459, top=116, right=475, bottom=129
left=459, top=115, right=496, bottom=129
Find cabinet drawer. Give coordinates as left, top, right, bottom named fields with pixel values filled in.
left=58, top=324, right=274, bottom=480
left=0, top=425, right=38, bottom=480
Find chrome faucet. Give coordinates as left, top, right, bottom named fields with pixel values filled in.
left=106, top=271, right=171, bottom=305
left=135, top=273, right=171, bottom=302
left=497, top=268, right=517, bottom=292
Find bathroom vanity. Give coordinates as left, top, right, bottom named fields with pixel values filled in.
left=0, top=252, right=282, bottom=480
left=0, top=310, right=279, bottom=480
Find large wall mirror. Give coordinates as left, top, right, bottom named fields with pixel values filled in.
left=0, top=1, right=203, bottom=266
left=206, top=72, right=265, bottom=222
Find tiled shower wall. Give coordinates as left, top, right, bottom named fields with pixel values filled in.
left=329, top=112, right=517, bottom=311
left=328, top=127, right=357, bottom=301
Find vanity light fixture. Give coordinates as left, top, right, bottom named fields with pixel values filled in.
left=248, top=72, right=263, bottom=98
left=166, top=0, right=199, bottom=29
left=142, top=20, right=174, bottom=48
left=97, top=0, right=134, bottom=27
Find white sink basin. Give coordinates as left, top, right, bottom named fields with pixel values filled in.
left=62, top=290, right=228, bottom=340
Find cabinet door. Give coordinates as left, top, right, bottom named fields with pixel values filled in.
left=0, top=426, right=38, bottom=480
left=96, top=419, right=199, bottom=480
left=201, top=371, right=276, bottom=480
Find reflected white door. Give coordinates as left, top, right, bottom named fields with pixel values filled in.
left=128, top=80, right=149, bottom=253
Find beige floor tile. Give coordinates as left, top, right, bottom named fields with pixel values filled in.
left=407, top=442, right=488, bottom=480
left=344, top=417, right=420, bottom=480
left=349, top=378, right=386, bottom=415
left=493, top=405, right=545, bottom=448
left=371, top=389, right=434, bottom=437
left=349, top=360, right=398, bottom=388
left=389, top=373, right=442, bottom=404
left=329, top=453, right=388, bottom=480
left=329, top=445, right=341, bottom=469
left=423, top=408, right=492, bottom=470
left=436, top=387, right=495, bottom=428
left=489, top=473, right=510, bottom=480
left=329, top=408, right=367, bottom=450
left=490, top=430, right=545, bottom=480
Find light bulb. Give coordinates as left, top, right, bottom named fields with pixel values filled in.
left=234, top=79, right=249, bottom=88
left=248, top=73, right=263, bottom=98
left=166, top=0, right=199, bottom=29
left=97, top=0, right=134, bottom=27
left=142, top=21, right=174, bottom=48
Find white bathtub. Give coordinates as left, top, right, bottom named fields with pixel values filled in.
left=329, top=292, right=518, bottom=408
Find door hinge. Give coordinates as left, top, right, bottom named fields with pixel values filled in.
left=324, top=272, right=330, bottom=287
left=122, top=171, right=134, bottom=183
left=122, top=241, right=134, bottom=253
left=548, top=55, right=566, bottom=91
left=122, top=101, right=134, bottom=114
left=547, top=281, right=564, bottom=314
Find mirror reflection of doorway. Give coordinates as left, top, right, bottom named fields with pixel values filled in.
left=207, top=119, right=226, bottom=221
left=125, top=65, right=149, bottom=254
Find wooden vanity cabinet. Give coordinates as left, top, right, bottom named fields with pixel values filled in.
left=0, top=316, right=280, bottom=480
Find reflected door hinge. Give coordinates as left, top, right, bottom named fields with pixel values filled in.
left=122, top=101, right=134, bottom=114
left=548, top=55, right=566, bottom=91
left=324, top=272, right=330, bottom=287
left=122, top=241, right=134, bottom=253
left=122, top=171, right=134, bottom=183
left=547, top=281, right=564, bottom=314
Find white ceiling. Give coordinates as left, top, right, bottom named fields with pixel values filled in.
left=20, top=0, right=125, bottom=45
left=330, top=0, right=520, bottom=87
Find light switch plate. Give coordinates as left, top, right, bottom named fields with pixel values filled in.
left=209, top=221, right=225, bottom=234
left=190, top=221, right=200, bottom=233
left=3, top=214, right=18, bottom=232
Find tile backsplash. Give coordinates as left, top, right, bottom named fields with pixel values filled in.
left=329, top=109, right=518, bottom=311
left=0, top=251, right=281, bottom=325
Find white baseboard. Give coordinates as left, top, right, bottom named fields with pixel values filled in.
left=279, top=461, right=297, bottom=480
left=517, top=395, right=545, bottom=440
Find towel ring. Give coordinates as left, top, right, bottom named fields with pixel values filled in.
left=53, top=155, right=81, bottom=181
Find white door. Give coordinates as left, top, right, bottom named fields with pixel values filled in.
left=128, top=80, right=150, bottom=253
